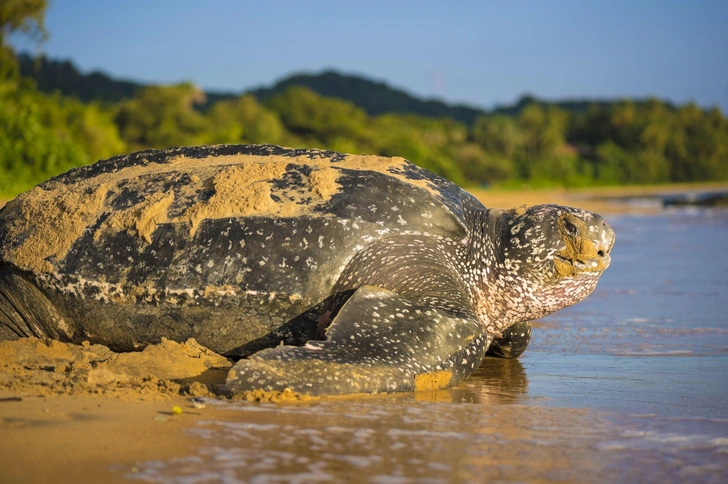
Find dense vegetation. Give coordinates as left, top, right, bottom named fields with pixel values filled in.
left=1, top=1, right=727, bottom=198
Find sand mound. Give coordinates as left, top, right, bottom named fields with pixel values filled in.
left=0, top=337, right=232, bottom=401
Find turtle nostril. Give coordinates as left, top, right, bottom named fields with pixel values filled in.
left=597, top=250, right=605, bottom=257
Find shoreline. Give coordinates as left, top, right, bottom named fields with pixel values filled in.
left=469, top=181, right=728, bottom=214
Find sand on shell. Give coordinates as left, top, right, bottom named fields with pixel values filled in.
left=0, top=151, right=417, bottom=273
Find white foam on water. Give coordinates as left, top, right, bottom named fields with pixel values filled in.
left=597, top=429, right=728, bottom=453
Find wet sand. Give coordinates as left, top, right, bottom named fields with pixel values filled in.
left=0, top=348, right=632, bottom=484
left=0, top=394, right=198, bottom=483
left=0, top=336, right=232, bottom=483
left=2, top=185, right=728, bottom=483
left=0, top=339, right=618, bottom=483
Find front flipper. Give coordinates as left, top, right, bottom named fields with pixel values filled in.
left=226, top=286, right=490, bottom=396
left=485, top=320, right=532, bottom=359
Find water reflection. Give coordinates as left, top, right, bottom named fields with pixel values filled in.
left=124, top=361, right=629, bottom=483
left=125, top=395, right=614, bottom=483
left=417, top=357, right=529, bottom=405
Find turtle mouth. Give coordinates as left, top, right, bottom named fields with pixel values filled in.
left=554, top=254, right=610, bottom=275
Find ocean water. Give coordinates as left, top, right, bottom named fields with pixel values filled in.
left=125, top=207, right=728, bottom=483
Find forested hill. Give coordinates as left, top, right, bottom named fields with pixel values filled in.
left=17, top=54, right=239, bottom=106
left=18, top=54, right=141, bottom=103
left=7, top=52, right=726, bottom=200
left=18, top=55, right=485, bottom=122
left=247, top=71, right=485, bottom=124
left=20, top=53, right=628, bottom=123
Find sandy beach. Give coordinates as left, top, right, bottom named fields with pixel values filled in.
left=0, top=337, right=637, bottom=483
left=0, top=393, right=197, bottom=483
left=2, top=182, right=727, bottom=483
left=0, top=336, right=232, bottom=483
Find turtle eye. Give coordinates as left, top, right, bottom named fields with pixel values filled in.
left=564, top=220, right=578, bottom=236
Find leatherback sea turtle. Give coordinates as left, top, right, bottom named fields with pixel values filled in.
left=0, top=145, right=614, bottom=396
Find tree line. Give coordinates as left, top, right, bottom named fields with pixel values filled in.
left=1, top=2, right=727, bottom=198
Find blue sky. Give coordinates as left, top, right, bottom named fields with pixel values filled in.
left=12, top=0, right=728, bottom=112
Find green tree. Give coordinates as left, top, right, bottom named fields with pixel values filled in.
left=451, top=143, right=513, bottom=185
left=472, top=115, right=525, bottom=160
left=0, top=0, right=47, bottom=79
left=371, top=114, right=466, bottom=185
left=265, top=86, right=369, bottom=147
left=518, top=104, right=568, bottom=161
left=594, top=141, right=636, bottom=184
left=114, top=82, right=208, bottom=149
left=55, top=95, right=126, bottom=162
left=205, top=94, right=287, bottom=145
left=667, top=104, right=728, bottom=181
left=0, top=1, right=129, bottom=197
left=0, top=83, right=88, bottom=195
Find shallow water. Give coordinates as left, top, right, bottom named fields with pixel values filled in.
left=124, top=207, right=728, bottom=483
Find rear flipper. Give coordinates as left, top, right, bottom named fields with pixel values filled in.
left=485, top=320, right=532, bottom=359
left=226, top=286, right=490, bottom=396
left=0, top=264, right=71, bottom=342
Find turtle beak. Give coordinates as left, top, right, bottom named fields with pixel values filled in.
left=553, top=212, right=614, bottom=278
left=594, top=216, right=615, bottom=268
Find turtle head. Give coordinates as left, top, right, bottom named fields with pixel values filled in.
left=489, top=204, right=615, bottom=325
